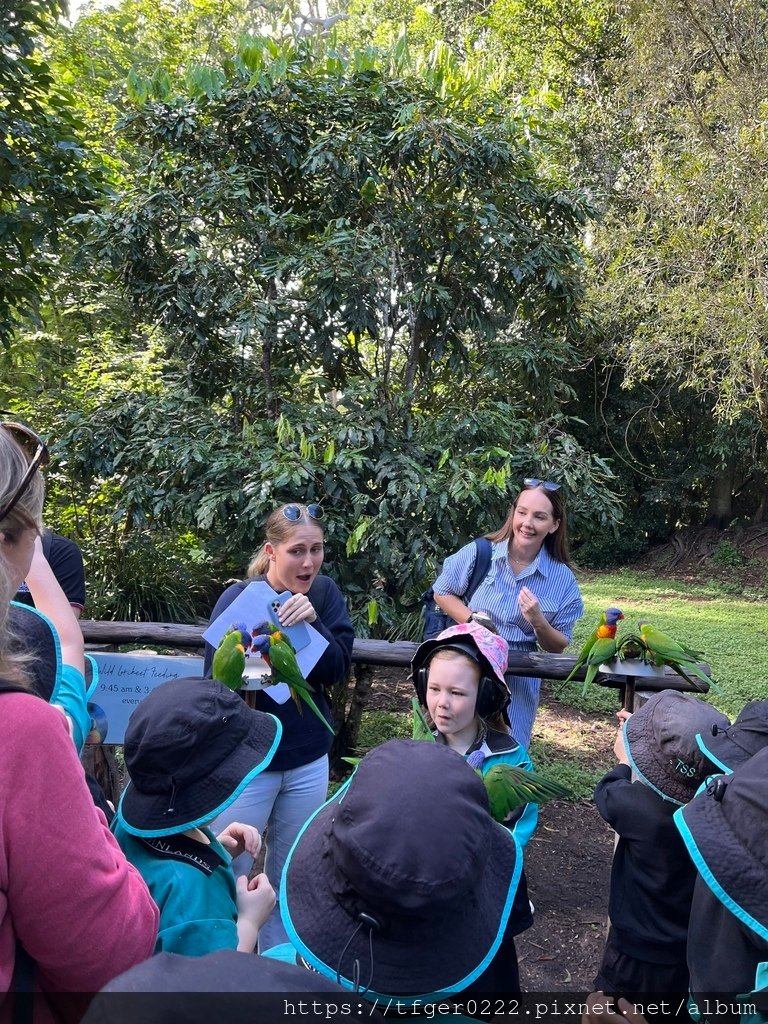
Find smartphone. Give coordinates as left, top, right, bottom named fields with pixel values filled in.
left=269, top=591, right=311, bottom=652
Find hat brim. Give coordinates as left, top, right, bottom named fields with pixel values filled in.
left=624, top=716, right=689, bottom=805
left=411, top=636, right=504, bottom=689
left=8, top=601, right=59, bottom=702
left=280, top=778, right=522, bottom=999
left=676, top=793, right=768, bottom=942
left=117, top=710, right=281, bottom=836
left=695, top=732, right=738, bottom=774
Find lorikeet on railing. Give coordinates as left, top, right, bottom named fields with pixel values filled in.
left=562, top=606, right=625, bottom=694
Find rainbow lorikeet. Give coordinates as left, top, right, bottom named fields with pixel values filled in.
left=638, top=622, right=717, bottom=692
left=412, top=700, right=570, bottom=823
left=563, top=607, right=625, bottom=694
left=212, top=629, right=247, bottom=691
left=251, top=624, right=334, bottom=733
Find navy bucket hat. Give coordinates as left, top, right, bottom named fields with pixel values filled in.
left=280, top=738, right=521, bottom=999
left=696, top=699, right=768, bottom=773
left=117, top=677, right=282, bottom=836
left=675, top=746, right=768, bottom=942
left=623, top=690, right=730, bottom=805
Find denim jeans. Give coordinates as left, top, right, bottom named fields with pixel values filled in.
left=212, top=754, right=329, bottom=952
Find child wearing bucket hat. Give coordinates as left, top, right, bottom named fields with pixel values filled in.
left=410, top=620, right=538, bottom=846
left=674, top=747, right=768, bottom=1020
left=113, top=676, right=283, bottom=956
left=590, top=690, right=730, bottom=1010
left=263, top=738, right=524, bottom=1001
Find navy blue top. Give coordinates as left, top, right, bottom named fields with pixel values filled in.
left=203, top=575, right=354, bottom=771
left=595, top=763, right=696, bottom=962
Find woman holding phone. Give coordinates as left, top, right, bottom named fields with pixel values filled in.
left=203, top=502, right=353, bottom=951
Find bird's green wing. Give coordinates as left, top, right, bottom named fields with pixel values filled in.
left=562, top=613, right=605, bottom=685
left=482, top=764, right=572, bottom=822
left=212, top=632, right=246, bottom=691
left=269, top=638, right=334, bottom=732
left=268, top=638, right=307, bottom=690
left=412, top=699, right=437, bottom=741
left=579, top=636, right=618, bottom=694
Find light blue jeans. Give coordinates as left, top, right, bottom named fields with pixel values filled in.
left=212, top=753, right=329, bottom=952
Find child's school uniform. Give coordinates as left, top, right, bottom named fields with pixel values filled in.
left=439, top=726, right=537, bottom=937
left=114, top=821, right=239, bottom=956
left=593, top=763, right=695, bottom=995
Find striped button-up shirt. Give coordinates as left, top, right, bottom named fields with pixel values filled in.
left=433, top=540, right=583, bottom=646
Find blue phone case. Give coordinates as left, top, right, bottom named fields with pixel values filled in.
left=270, top=591, right=311, bottom=652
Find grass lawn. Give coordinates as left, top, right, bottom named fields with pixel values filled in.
left=356, top=567, right=768, bottom=799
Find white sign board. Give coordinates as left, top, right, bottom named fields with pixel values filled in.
left=89, top=653, right=204, bottom=745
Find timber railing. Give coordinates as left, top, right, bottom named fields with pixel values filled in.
left=79, top=620, right=710, bottom=804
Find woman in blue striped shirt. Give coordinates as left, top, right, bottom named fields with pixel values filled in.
left=432, top=480, right=583, bottom=746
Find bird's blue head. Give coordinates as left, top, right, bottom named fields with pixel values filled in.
left=251, top=634, right=270, bottom=655
left=230, top=621, right=250, bottom=637
left=606, top=607, right=624, bottom=625
left=252, top=621, right=274, bottom=638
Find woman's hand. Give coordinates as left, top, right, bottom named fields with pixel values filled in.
left=518, top=587, right=545, bottom=628
left=277, top=593, right=317, bottom=626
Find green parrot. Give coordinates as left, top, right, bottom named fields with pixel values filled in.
left=562, top=607, right=625, bottom=694
left=211, top=630, right=246, bottom=691
left=638, top=622, right=717, bottom=692
left=251, top=625, right=334, bottom=733
left=411, top=700, right=571, bottom=822
left=476, top=760, right=572, bottom=823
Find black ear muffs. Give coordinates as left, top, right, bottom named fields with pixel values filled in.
left=414, top=664, right=509, bottom=721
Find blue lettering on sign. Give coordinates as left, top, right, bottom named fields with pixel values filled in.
left=91, top=653, right=205, bottom=744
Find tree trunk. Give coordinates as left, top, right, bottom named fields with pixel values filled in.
left=705, top=467, right=734, bottom=528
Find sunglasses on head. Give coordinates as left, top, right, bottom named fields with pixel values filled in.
left=0, top=417, right=50, bottom=522
left=523, top=478, right=561, bottom=492
left=282, top=503, right=324, bottom=523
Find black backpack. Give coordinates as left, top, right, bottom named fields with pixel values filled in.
left=421, top=538, right=493, bottom=641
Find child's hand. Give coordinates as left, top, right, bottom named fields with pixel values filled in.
left=613, top=723, right=629, bottom=765
left=616, top=708, right=632, bottom=724
left=217, top=822, right=262, bottom=860
left=236, top=873, right=275, bottom=930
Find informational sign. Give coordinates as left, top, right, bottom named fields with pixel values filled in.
left=89, top=653, right=204, bottom=745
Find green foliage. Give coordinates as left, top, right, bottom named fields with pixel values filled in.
left=83, top=530, right=215, bottom=622
left=45, top=377, right=619, bottom=627
left=86, top=33, right=595, bottom=407
left=356, top=709, right=411, bottom=749
left=0, top=0, right=104, bottom=344
left=711, top=540, right=743, bottom=568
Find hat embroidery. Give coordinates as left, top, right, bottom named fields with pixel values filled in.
left=670, top=758, right=697, bottom=778
left=139, top=834, right=227, bottom=876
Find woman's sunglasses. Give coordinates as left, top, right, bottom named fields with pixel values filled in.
left=282, top=503, right=324, bottom=522
left=523, top=478, right=561, bottom=492
left=0, top=418, right=50, bottom=522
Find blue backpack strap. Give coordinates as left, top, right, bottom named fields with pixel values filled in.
left=464, top=537, right=492, bottom=601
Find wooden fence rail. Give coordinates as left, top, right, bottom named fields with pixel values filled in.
left=79, top=620, right=710, bottom=804
left=80, top=619, right=709, bottom=690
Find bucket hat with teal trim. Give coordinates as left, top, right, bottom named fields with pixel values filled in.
left=696, top=699, right=768, bottom=774
left=623, top=690, right=730, bottom=805
left=675, top=746, right=768, bottom=939
left=280, top=738, right=521, bottom=999
left=118, top=677, right=281, bottom=837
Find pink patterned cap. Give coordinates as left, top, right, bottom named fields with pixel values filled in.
left=412, top=620, right=509, bottom=686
